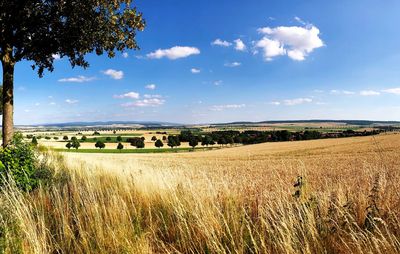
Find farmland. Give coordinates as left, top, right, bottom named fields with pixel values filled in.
left=1, top=129, right=399, bottom=253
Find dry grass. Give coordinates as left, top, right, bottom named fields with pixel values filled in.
left=0, top=133, right=400, bottom=253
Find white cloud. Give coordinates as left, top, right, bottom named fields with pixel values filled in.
left=144, top=94, right=162, bottom=99
left=147, top=46, right=200, bottom=60
left=383, top=87, right=400, bottom=95
left=122, top=98, right=165, bottom=107
left=65, top=99, right=79, bottom=104
left=58, top=76, right=96, bottom=83
left=122, top=52, right=129, bottom=58
left=360, top=90, right=380, bottom=96
left=210, top=104, right=246, bottom=111
left=294, top=16, right=306, bottom=25
left=256, top=24, right=324, bottom=61
left=270, top=101, right=281, bottom=105
left=330, top=90, right=355, bottom=95
left=224, top=62, right=241, bottom=67
left=234, top=39, right=246, bottom=51
left=283, top=98, right=313, bottom=106
left=211, top=39, right=232, bottom=47
left=113, top=92, right=140, bottom=99
left=102, top=69, right=124, bottom=80
left=145, top=84, right=156, bottom=90
left=255, top=37, right=286, bottom=61
left=214, top=80, right=223, bottom=86
left=34, top=103, right=40, bottom=106
left=49, top=102, right=56, bottom=106
left=191, top=68, right=201, bottom=74
left=52, top=54, right=61, bottom=60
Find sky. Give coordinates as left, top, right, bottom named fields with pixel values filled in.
left=10, top=0, right=400, bottom=125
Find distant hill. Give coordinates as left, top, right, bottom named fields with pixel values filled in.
left=17, top=121, right=182, bottom=128
left=213, top=120, right=400, bottom=126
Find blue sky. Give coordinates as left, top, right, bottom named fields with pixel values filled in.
left=11, top=0, right=400, bottom=124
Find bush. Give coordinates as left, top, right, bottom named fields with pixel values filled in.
left=0, top=134, right=52, bottom=191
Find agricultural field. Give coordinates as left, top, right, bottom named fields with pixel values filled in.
left=4, top=132, right=396, bottom=253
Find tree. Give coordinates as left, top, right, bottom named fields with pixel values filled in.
left=81, top=135, right=87, bottom=141
left=71, top=137, right=78, bottom=142
left=31, top=137, right=38, bottom=146
left=95, top=141, right=106, bottom=149
left=135, top=139, right=145, bottom=149
left=105, top=137, right=112, bottom=142
left=189, top=138, right=198, bottom=149
left=66, top=142, right=72, bottom=149
left=151, top=136, right=157, bottom=141
left=162, top=136, right=167, bottom=141
left=63, top=136, right=69, bottom=141
left=155, top=139, right=164, bottom=148
left=0, top=1, right=145, bottom=147
left=117, top=142, right=124, bottom=150
left=72, top=140, right=80, bottom=150
left=116, top=136, right=123, bottom=142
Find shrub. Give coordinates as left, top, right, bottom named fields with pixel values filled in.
left=95, top=141, right=106, bottom=149
left=117, top=143, right=124, bottom=150
left=0, top=134, right=51, bottom=191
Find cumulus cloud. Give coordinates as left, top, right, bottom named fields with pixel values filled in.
left=211, top=39, right=232, bottom=47
left=122, top=52, right=129, bottom=58
left=383, top=87, right=400, bottom=95
left=102, top=69, right=124, bottom=80
left=224, top=62, right=241, bottom=67
left=191, top=68, right=201, bottom=74
left=256, top=23, right=324, bottom=61
left=122, top=98, right=165, bottom=107
left=65, top=99, right=79, bottom=104
left=210, top=104, right=246, bottom=111
left=147, top=46, right=200, bottom=60
left=58, top=76, right=96, bottom=83
left=234, top=39, right=246, bottom=51
left=113, top=92, right=140, bottom=99
left=360, top=90, right=380, bottom=96
left=145, top=84, right=156, bottom=90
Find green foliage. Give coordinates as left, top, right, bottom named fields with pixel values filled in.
left=31, top=137, right=38, bottom=146
left=135, top=140, right=145, bottom=149
left=116, top=136, right=122, bottom=142
left=71, top=140, right=80, bottom=150
left=81, top=135, right=87, bottom=141
left=0, top=134, right=46, bottom=191
left=105, top=137, right=112, bottom=141
left=151, top=136, right=157, bottom=141
left=65, top=142, right=72, bottom=149
left=155, top=139, right=164, bottom=148
left=63, top=136, right=68, bottom=141
left=189, top=138, right=198, bottom=149
left=117, top=143, right=124, bottom=150
left=95, top=141, right=106, bottom=149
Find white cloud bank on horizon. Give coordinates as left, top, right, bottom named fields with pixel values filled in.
left=122, top=98, right=165, bottom=107
left=383, top=87, right=400, bottom=95
left=210, top=104, right=246, bottom=111
left=255, top=23, right=324, bottom=61
left=271, top=98, right=313, bottom=106
left=147, top=46, right=200, bottom=60
left=360, top=90, right=380, bottom=96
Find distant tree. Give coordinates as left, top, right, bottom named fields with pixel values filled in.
left=26, top=134, right=33, bottom=139
left=141, top=137, right=145, bottom=141
left=151, top=136, right=157, bottom=141
left=45, top=136, right=51, bottom=140
left=81, top=135, right=87, bottom=141
left=155, top=139, right=164, bottom=148
left=135, top=139, right=145, bottom=149
left=31, top=137, right=38, bottom=146
left=189, top=138, right=198, bottom=149
left=202, top=135, right=213, bottom=146
left=117, top=142, right=124, bottom=150
left=53, top=137, right=59, bottom=140
left=63, top=136, right=69, bottom=141
left=113, top=130, right=117, bottom=134
left=116, top=136, right=123, bottom=142
left=167, top=136, right=180, bottom=148
left=105, top=137, right=112, bottom=142
left=71, top=137, right=78, bottom=142
left=93, top=131, right=100, bottom=135
left=72, top=140, right=80, bottom=150
left=95, top=141, right=106, bottom=149
left=66, top=142, right=72, bottom=149
left=37, top=136, right=42, bottom=140
left=162, top=136, right=167, bottom=141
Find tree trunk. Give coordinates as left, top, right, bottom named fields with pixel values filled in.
left=1, top=56, right=15, bottom=147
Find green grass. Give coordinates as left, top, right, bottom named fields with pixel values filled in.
left=54, top=147, right=218, bottom=154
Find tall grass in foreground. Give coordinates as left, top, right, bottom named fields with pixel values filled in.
left=0, top=151, right=399, bottom=253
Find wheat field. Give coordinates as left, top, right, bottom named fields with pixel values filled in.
left=1, top=133, right=399, bottom=253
